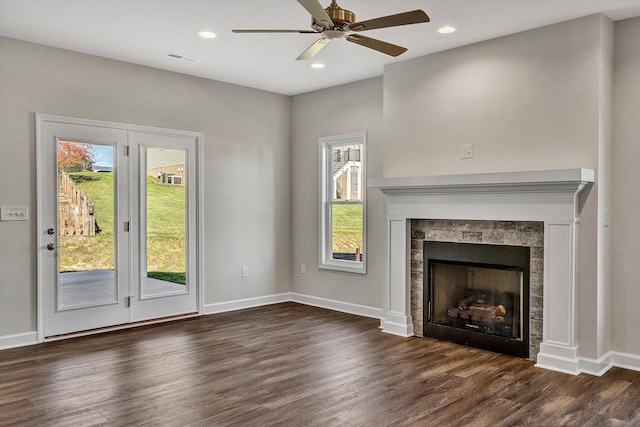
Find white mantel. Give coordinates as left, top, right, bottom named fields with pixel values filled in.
left=369, top=168, right=595, bottom=374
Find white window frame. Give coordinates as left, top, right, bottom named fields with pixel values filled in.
left=319, top=132, right=366, bottom=274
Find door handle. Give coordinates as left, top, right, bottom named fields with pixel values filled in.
left=47, top=228, right=55, bottom=235
left=46, top=243, right=57, bottom=251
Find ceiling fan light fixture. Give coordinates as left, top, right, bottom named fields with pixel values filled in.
left=233, top=0, right=431, bottom=59
left=198, top=31, right=217, bottom=39
left=438, top=26, right=457, bottom=34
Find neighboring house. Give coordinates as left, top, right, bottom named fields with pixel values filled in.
left=146, top=148, right=185, bottom=186
left=332, top=146, right=362, bottom=201
left=91, top=164, right=113, bottom=173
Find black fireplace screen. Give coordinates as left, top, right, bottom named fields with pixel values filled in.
left=424, top=241, right=530, bottom=358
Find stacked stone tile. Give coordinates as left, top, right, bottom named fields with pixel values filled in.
left=410, top=219, right=544, bottom=362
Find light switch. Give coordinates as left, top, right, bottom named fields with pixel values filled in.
left=0, top=206, right=29, bottom=221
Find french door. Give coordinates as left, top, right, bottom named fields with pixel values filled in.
left=37, top=114, right=201, bottom=338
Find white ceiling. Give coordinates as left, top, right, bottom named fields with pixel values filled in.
left=1, top=0, right=639, bottom=95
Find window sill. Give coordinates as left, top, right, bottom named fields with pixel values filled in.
left=319, top=259, right=366, bottom=275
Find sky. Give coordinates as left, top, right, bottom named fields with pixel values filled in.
left=93, top=144, right=114, bottom=167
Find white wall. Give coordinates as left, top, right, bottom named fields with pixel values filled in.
left=381, top=15, right=613, bottom=360
left=612, top=17, right=640, bottom=356
left=0, top=37, right=291, bottom=337
left=290, top=77, right=385, bottom=311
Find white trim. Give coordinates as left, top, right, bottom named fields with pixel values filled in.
left=380, top=311, right=415, bottom=337
left=35, top=113, right=204, bottom=341
left=5, top=299, right=640, bottom=377
left=368, top=168, right=594, bottom=196
left=574, top=351, right=640, bottom=377
left=578, top=352, right=614, bottom=376
left=535, top=345, right=581, bottom=375
left=370, top=168, right=595, bottom=374
left=196, top=135, right=205, bottom=317
left=203, top=293, right=291, bottom=314
left=0, top=332, right=39, bottom=350
left=290, top=292, right=383, bottom=319
left=203, top=292, right=383, bottom=319
left=36, top=114, right=46, bottom=343
left=319, top=132, right=367, bottom=274
left=611, top=351, right=640, bottom=373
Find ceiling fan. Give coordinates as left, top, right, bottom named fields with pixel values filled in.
left=232, top=0, right=430, bottom=60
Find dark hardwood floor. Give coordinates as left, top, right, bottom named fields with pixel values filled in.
left=2, top=302, right=640, bottom=426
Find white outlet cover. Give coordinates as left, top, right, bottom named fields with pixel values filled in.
left=0, top=206, right=29, bottom=221
left=460, top=144, right=474, bottom=159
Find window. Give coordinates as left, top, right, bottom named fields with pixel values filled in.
left=319, top=132, right=366, bottom=274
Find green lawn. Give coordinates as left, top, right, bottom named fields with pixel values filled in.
left=332, top=204, right=363, bottom=254
left=60, top=172, right=186, bottom=284
left=61, top=172, right=363, bottom=278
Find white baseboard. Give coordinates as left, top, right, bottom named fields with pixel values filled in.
left=10, top=294, right=640, bottom=376
left=578, top=351, right=640, bottom=376
left=203, top=292, right=291, bottom=314
left=579, top=352, right=614, bottom=376
left=204, top=291, right=382, bottom=319
left=2, top=293, right=381, bottom=350
left=379, top=311, right=415, bottom=337
left=611, top=351, right=640, bottom=373
left=290, top=292, right=383, bottom=319
left=0, top=331, right=38, bottom=350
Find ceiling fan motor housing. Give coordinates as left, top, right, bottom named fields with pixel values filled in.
left=312, top=1, right=354, bottom=31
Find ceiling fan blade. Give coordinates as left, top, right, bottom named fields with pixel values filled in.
left=296, top=38, right=331, bottom=60
left=233, top=29, right=319, bottom=34
left=349, top=10, right=430, bottom=32
left=297, top=0, right=334, bottom=28
left=346, top=34, right=407, bottom=57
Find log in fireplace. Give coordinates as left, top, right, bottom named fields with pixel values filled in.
left=423, top=241, right=530, bottom=358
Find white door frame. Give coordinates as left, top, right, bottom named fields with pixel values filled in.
left=36, top=113, right=205, bottom=342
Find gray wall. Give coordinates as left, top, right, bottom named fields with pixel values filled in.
left=381, top=15, right=613, bottom=360
left=612, top=17, right=640, bottom=356
left=0, top=37, right=291, bottom=336
left=1, top=14, right=638, bottom=363
left=290, top=77, right=385, bottom=309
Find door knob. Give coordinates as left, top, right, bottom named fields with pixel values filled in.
left=46, top=243, right=56, bottom=251
left=47, top=228, right=55, bottom=235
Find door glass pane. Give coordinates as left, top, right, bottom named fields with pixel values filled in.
left=331, top=204, right=363, bottom=262
left=57, top=141, right=116, bottom=309
left=142, top=148, right=187, bottom=297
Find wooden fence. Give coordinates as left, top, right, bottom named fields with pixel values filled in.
left=58, top=172, right=96, bottom=236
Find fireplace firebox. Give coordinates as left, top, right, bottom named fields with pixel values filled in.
left=423, top=241, right=530, bottom=358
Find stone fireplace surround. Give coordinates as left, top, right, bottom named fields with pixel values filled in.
left=411, top=219, right=543, bottom=361
left=369, top=168, right=594, bottom=374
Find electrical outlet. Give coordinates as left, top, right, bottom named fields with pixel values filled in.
left=241, top=266, right=248, bottom=278
left=301, top=264, right=306, bottom=274
left=460, top=144, right=474, bottom=159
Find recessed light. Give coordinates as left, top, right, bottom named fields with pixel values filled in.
left=438, top=26, right=457, bottom=34
left=310, top=63, right=325, bottom=69
left=198, top=31, right=217, bottom=39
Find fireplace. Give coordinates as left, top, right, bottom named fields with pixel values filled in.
left=369, top=168, right=594, bottom=374
left=424, top=241, right=530, bottom=358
